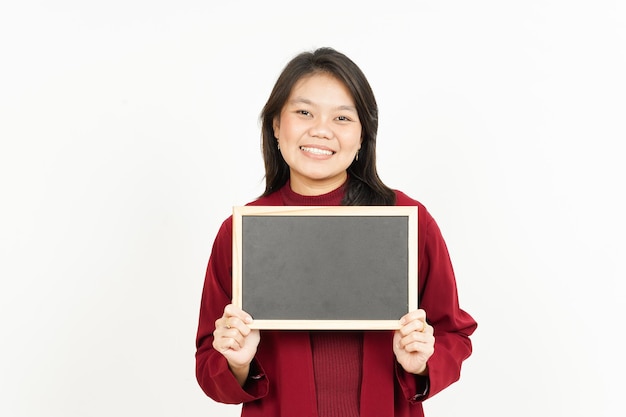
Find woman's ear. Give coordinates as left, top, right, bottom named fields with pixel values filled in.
left=273, top=116, right=280, bottom=139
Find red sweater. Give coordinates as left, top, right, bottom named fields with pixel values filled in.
left=196, top=182, right=477, bottom=417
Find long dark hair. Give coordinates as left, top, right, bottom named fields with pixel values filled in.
left=260, top=47, right=396, bottom=206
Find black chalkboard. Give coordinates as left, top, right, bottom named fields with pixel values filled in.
left=232, top=206, right=418, bottom=329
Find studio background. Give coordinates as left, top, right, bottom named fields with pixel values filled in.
left=1, top=1, right=624, bottom=416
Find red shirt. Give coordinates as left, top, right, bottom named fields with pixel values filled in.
left=196, top=182, right=477, bottom=417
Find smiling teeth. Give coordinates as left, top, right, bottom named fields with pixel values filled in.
left=300, top=146, right=333, bottom=155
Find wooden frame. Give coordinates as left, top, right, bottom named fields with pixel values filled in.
left=232, top=206, right=418, bottom=330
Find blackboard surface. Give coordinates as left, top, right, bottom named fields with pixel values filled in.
left=232, top=206, right=418, bottom=329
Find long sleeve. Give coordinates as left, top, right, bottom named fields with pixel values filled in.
left=195, top=217, right=269, bottom=404
left=394, top=192, right=477, bottom=402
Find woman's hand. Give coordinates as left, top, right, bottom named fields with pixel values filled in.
left=212, top=304, right=260, bottom=386
left=393, top=309, right=434, bottom=375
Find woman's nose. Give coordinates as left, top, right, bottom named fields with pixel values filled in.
left=309, top=117, right=332, bottom=139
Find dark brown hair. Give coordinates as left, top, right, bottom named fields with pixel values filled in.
left=260, top=47, right=395, bottom=206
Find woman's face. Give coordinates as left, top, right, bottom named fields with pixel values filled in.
left=273, top=73, right=362, bottom=196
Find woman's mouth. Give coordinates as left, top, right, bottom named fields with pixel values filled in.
left=300, top=146, right=335, bottom=156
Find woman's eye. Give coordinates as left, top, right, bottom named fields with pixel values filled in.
left=336, top=116, right=351, bottom=121
left=298, top=110, right=311, bottom=116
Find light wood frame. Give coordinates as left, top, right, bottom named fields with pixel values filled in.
left=232, top=206, right=418, bottom=330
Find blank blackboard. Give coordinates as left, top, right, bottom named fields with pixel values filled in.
left=232, top=206, right=418, bottom=329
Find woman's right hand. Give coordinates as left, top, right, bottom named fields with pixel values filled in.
left=212, top=304, right=260, bottom=386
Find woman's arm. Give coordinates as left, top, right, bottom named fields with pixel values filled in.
left=195, top=218, right=268, bottom=403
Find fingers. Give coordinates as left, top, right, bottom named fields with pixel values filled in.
left=216, top=305, right=252, bottom=330
left=399, top=309, right=429, bottom=336
left=398, top=328, right=433, bottom=351
left=213, top=304, right=254, bottom=353
left=214, top=330, right=244, bottom=353
left=224, top=304, right=253, bottom=325
left=219, top=316, right=251, bottom=337
left=396, top=309, right=434, bottom=352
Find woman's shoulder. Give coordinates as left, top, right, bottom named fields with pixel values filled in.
left=393, top=189, right=425, bottom=208
left=393, top=190, right=436, bottom=225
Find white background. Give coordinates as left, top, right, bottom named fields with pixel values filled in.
left=1, top=1, right=624, bottom=416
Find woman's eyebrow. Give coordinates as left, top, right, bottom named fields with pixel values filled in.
left=336, top=104, right=358, bottom=112
left=288, top=97, right=313, bottom=106
left=289, top=97, right=356, bottom=112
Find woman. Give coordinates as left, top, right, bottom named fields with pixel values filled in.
left=195, top=47, right=477, bottom=417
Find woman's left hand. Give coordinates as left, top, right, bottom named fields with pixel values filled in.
left=393, top=309, right=434, bottom=375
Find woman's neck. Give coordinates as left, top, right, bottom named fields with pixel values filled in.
left=288, top=172, right=348, bottom=196
left=280, top=180, right=346, bottom=206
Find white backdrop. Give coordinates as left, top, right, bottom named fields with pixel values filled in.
left=1, top=1, right=624, bottom=416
